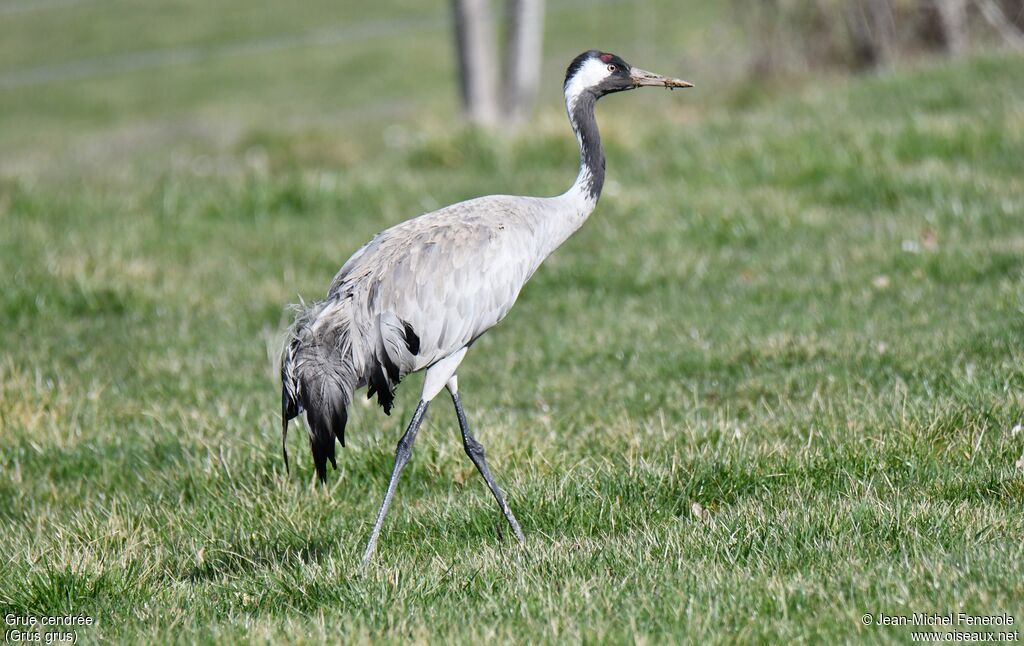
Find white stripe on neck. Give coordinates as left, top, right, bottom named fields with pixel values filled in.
left=563, top=57, right=613, bottom=114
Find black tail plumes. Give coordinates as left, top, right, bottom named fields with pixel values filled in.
left=281, top=298, right=358, bottom=482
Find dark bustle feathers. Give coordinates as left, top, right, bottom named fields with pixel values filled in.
left=281, top=298, right=357, bottom=482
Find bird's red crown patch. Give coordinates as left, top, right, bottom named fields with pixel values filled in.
left=599, top=53, right=614, bottom=63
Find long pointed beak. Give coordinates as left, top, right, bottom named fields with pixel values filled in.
left=630, top=67, right=693, bottom=89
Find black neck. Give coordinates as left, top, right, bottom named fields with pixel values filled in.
left=569, top=91, right=605, bottom=201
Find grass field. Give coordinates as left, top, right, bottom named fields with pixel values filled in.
left=2, top=1, right=1023, bottom=643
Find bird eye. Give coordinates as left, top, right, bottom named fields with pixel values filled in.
left=607, top=64, right=616, bottom=72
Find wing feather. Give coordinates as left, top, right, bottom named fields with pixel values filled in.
left=329, top=196, right=545, bottom=392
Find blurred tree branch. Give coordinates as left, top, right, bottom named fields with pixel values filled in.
left=452, top=0, right=546, bottom=128
left=503, top=0, right=546, bottom=124
left=736, top=0, right=1024, bottom=76
left=453, top=0, right=501, bottom=126
left=977, top=0, right=1024, bottom=49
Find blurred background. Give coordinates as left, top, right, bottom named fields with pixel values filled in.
left=0, top=0, right=720, bottom=180
left=2, top=0, right=1021, bottom=181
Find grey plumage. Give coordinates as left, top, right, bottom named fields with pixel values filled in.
left=280, top=50, right=691, bottom=565
left=283, top=196, right=552, bottom=478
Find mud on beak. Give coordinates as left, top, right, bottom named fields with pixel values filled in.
left=630, top=67, right=693, bottom=89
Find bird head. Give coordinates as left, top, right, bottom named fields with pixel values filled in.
left=563, top=50, right=692, bottom=104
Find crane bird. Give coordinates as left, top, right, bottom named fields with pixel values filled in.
left=281, top=50, right=692, bottom=565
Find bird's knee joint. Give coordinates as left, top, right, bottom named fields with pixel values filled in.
left=464, top=440, right=485, bottom=460
left=395, top=438, right=414, bottom=460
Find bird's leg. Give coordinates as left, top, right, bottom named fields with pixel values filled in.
left=361, top=399, right=429, bottom=567
left=449, top=388, right=525, bottom=544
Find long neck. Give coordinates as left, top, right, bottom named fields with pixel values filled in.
left=565, top=91, right=605, bottom=204
left=524, top=88, right=602, bottom=266
left=529, top=89, right=606, bottom=262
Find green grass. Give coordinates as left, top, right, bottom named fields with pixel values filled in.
left=0, top=0, right=729, bottom=166
left=2, top=0, right=1024, bottom=642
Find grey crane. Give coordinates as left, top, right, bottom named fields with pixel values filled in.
left=281, top=50, right=691, bottom=565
